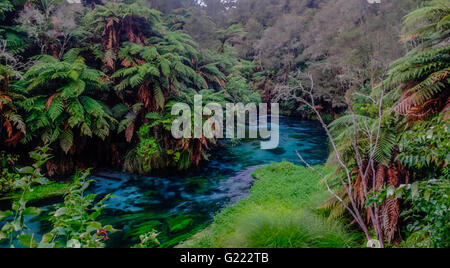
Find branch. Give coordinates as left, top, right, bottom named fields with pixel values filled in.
left=296, top=151, right=360, bottom=221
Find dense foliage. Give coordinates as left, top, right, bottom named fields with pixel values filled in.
left=0, top=0, right=448, bottom=248
left=0, top=0, right=259, bottom=176
left=320, top=0, right=449, bottom=248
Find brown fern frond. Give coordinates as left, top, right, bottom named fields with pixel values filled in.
left=388, top=163, right=400, bottom=187
left=103, top=19, right=119, bottom=50
left=3, top=118, right=13, bottom=138
left=45, top=93, right=58, bottom=112
left=352, top=163, right=373, bottom=209
left=375, top=164, right=387, bottom=191
left=396, top=69, right=450, bottom=119
left=121, top=15, right=149, bottom=46
left=138, top=83, right=151, bottom=109
left=380, top=198, right=400, bottom=243
left=4, top=131, right=22, bottom=146
left=121, top=58, right=132, bottom=68
left=399, top=32, right=419, bottom=43
left=125, top=121, right=135, bottom=143
left=135, top=58, right=146, bottom=66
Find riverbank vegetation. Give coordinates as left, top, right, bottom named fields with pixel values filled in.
left=0, top=0, right=449, bottom=248
left=179, top=162, right=361, bottom=248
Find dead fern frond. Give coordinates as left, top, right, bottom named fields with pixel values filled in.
left=380, top=198, right=400, bottom=243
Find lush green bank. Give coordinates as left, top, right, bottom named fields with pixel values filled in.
left=0, top=182, right=70, bottom=203
left=178, top=162, right=361, bottom=248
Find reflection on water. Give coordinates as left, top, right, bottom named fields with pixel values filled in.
left=9, top=116, right=329, bottom=248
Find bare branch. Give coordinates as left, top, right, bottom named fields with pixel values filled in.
left=295, top=151, right=360, bottom=222
left=274, top=70, right=389, bottom=245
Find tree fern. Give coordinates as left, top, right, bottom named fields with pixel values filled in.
left=386, top=0, right=450, bottom=116
left=23, top=54, right=115, bottom=153
left=0, top=64, right=26, bottom=145
left=47, top=95, right=64, bottom=122
left=402, top=0, right=450, bottom=48
left=59, top=130, right=74, bottom=154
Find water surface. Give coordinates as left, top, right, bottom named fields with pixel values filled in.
left=5, top=116, right=329, bottom=248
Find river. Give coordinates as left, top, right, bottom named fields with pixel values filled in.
left=6, top=116, right=329, bottom=248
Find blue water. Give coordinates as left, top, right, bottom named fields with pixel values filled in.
left=3, top=116, right=329, bottom=248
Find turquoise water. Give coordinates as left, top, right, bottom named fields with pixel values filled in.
left=4, top=116, right=329, bottom=248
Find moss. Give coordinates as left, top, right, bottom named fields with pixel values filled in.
left=178, top=162, right=361, bottom=248
left=2, top=182, right=70, bottom=203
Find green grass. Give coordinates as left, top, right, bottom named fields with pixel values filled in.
left=178, top=162, right=361, bottom=248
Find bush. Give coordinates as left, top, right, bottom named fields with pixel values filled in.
left=0, top=151, right=20, bottom=194
left=240, top=210, right=359, bottom=248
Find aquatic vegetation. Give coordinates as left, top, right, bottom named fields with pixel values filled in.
left=3, top=182, right=70, bottom=203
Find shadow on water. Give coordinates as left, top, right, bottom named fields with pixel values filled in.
left=5, top=116, right=329, bottom=248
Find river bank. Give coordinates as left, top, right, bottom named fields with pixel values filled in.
left=178, top=162, right=362, bottom=248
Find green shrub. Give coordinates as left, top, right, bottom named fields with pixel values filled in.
left=0, top=151, right=20, bottom=194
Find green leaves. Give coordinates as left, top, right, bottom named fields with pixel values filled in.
left=130, top=73, right=145, bottom=87
left=68, top=99, right=84, bottom=128
left=397, top=115, right=450, bottom=168
left=18, top=234, right=39, bottom=248
left=0, top=210, right=13, bottom=221
left=0, top=231, right=7, bottom=241
left=154, top=86, right=165, bottom=109
left=0, top=0, right=13, bottom=20
left=42, top=171, right=118, bottom=248
left=133, top=230, right=160, bottom=248
left=54, top=207, right=68, bottom=218
left=389, top=15, right=450, bottom=114
left=61, top=79, right=86, bottom=99
left=142, top=46, right=158, bottom=61
left=18, top=166, right=34, bottom=174
left=47, top=95, right=64, bottom=122
left=0, top=147, right=52, bottom=247
left=22, top=207, right=42, bottom=217
left=23, top=54, right=113, bottom=153
left=367, top=171, right=450, bottom=248
left=159, top=57, right=171, bottom=77
left=402, top=0, right=450, bottom=47
left=59, top=130, right=74, bottom=154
